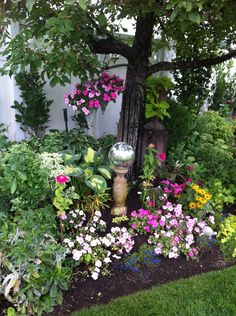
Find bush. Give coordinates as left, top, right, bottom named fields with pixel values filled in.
left=218, top=214, right=236, bottom=259
left=0, top=207, right=71, bottom=315
left=0, top=143, right=49, bottom=208
left=167, top=111, right=235, bottom=193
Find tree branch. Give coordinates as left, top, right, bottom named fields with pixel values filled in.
left=101, top=63, right=129, bottom=70
left=148, top=50, right=236, bottom=75
left=90, top=37, right=136, bottom=62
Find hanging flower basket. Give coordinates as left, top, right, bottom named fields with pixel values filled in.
left=64, top=72, right=125, bottom=128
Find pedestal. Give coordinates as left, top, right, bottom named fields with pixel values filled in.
left=111, top=167, right=128, bottom=216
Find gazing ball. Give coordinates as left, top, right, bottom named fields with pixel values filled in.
left=108, top=142, right=135, bottom=169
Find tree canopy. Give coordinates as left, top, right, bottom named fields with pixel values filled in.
left=0, top=0, right=236, bottom=86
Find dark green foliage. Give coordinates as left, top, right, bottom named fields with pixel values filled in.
left=11, top=71, right=53, bottom=138
left=0, top=143, right=49, bottom=208
left=163, top=100, right=196, bottom=148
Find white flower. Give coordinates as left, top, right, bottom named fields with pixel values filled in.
left=95, top=260, right=102, bottom=268
left=79, top=210, right=85, bottom=216
left=104, top=257, right=111, bottom=264
left=112, top=254, right=121, bottom=259
left=95, top=211, right=102, bottom=217
left=68, top=241, right=75, bottom=248
left=91, top=272, right=99, bottom=280
left=202, top=226, right=217, bottom=236
left=95, top=267, right=100, bottom=273
left=72, top=249, right=82, bottom=261
left=90, top=227, right=96, bottom=233
left=93, top=216, right=99, bottom=222
left=85, top=235, right=92, bottom=242
left=99, top=220, right=106, bottom=226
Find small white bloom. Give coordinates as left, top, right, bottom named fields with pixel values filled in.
left=95, top=260, right=102, bottom=268
left=91, top=272, right=99, bottom=280
left=104, top=257, right=111, bottom=264
left=95, top=211, right=102, bottom=217
left=90, top=227, right=96, bottom=233
left=85, top=235, right=92, bottom=242
left=202, top=226, right=217, bottom=236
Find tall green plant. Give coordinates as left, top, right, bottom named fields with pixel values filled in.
left=12, top=71, right=53, bottom=138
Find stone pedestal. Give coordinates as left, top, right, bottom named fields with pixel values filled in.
left=111, top=167, right=128, bottom=216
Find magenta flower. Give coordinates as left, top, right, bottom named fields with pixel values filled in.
left=144, top=226, right=151, bottom=233
left=131, top=223, right=137, bottom=230
left=56, top=174, right=69, bottom=184
left=156, top=152, right=166, bottom=162
left=148, top=200, right=154, bottom=207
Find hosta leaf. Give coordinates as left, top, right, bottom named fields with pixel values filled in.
left=84, top=147, right=95, bottom=163
left=98, top=166, right=111, bottom=179
left=85, top=175, right=107, bottom=193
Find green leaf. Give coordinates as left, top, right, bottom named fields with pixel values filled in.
left=11, top=178, right=17, bottom=194
left=188, top=11, right=201, bottom=24
left=67, top=166, right=83, bottom=177
left=7, top=307, right=16, bottom=316
left=84, top=147, right=96, bottom=163
left=65, top=0, right=77, bottom=4
left=84, top=167, right=94, bottom=178
left=79, top=0, right=88, bottom=10
left=186, top=2, right=192, bottom=12
left=85, top=175, right=107, bottom=193
left=26, top=0, right=36, bottom=12
left=85, top=253, right=91, bottom=263
left=98, top=166, right=111, bottom=179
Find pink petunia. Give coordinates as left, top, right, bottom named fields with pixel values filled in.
left=56, top=174, right=69, bottom=184
left=156, top=152, right=166, bottom=161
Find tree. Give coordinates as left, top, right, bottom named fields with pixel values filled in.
left=0, top=0, right=236, bottom=150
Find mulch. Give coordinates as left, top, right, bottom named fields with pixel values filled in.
left=1, top=188, right=235, bottom=316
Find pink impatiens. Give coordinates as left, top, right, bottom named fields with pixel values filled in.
left=65, top=72, right=125, bottom=115
left=130, top=201, right=215, bottom=260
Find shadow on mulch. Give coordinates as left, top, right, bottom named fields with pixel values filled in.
left=1, top=188, right=235, bottom=316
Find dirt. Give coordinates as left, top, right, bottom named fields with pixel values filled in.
left=1, top=189, right=235, bottom=316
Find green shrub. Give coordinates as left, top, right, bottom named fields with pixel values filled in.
left=167, top=111, right=235, bottom=187
left=11, top=71, right=53, bottom=139
left=218, top=214, right=236, bottom=259
left=0, top=143, right=49, bottom=208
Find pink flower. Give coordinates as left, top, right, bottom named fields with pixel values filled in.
left=89, top=100, right=94, bottom=108
left=83, top=90, right=88, bottom=96
left=103, top=93, right=111, bottom=102
left=59, top=212, right=67, bottom=220
left=131, top=223, right=137, bottom=230
left=156, top=152, right=166, bottom=162
left=94, top=100, right=100, bottom=108
left=72, top=105, right=77, bottom=111
left=82, top=107, right=90, bottom=115
left=187, top=165, right=194, bottom=171
left=56, top=174, right=69, bottom=184
left=188, top=252, right=194, bottom=257
left=159, top=218, right=166, bottom=227
left=88, top=91, right=95, bottom=98
left=131, top=211, right=137, bottom=217
left=144, top=226, right=151, bottom=233
left=111, top=92, right=117, bottom=100
left=148, top=200, right=153, bottom=207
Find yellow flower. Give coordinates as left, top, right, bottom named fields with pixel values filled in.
left=189, top=202, right=196, bottom=209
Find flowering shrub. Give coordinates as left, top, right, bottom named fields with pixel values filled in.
left=40, top=152, right=65, bottom=179
left=130, top=202, right=215, bottom=259
left=64, top=72, right=125, bottom=115
left=63, top=210, right=134, bottom=280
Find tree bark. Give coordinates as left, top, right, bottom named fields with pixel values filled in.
left=117, top=13, right=156, bottom=155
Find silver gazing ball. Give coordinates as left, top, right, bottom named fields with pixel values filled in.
left=108, top=142, right=135, bottom=169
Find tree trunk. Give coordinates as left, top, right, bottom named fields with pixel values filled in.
left=117, top=13, right=156, bottom=171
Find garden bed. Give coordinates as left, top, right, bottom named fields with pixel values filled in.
left=1, top=188, right=235, bottom=316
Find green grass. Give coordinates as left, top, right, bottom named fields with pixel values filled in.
left=73, top=265, right=236, bottom=316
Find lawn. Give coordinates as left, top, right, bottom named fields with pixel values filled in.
left=73, top=265, right=236, bottom=316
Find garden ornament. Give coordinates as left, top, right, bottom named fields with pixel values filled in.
left=108, top=142, right=135, bottom=216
